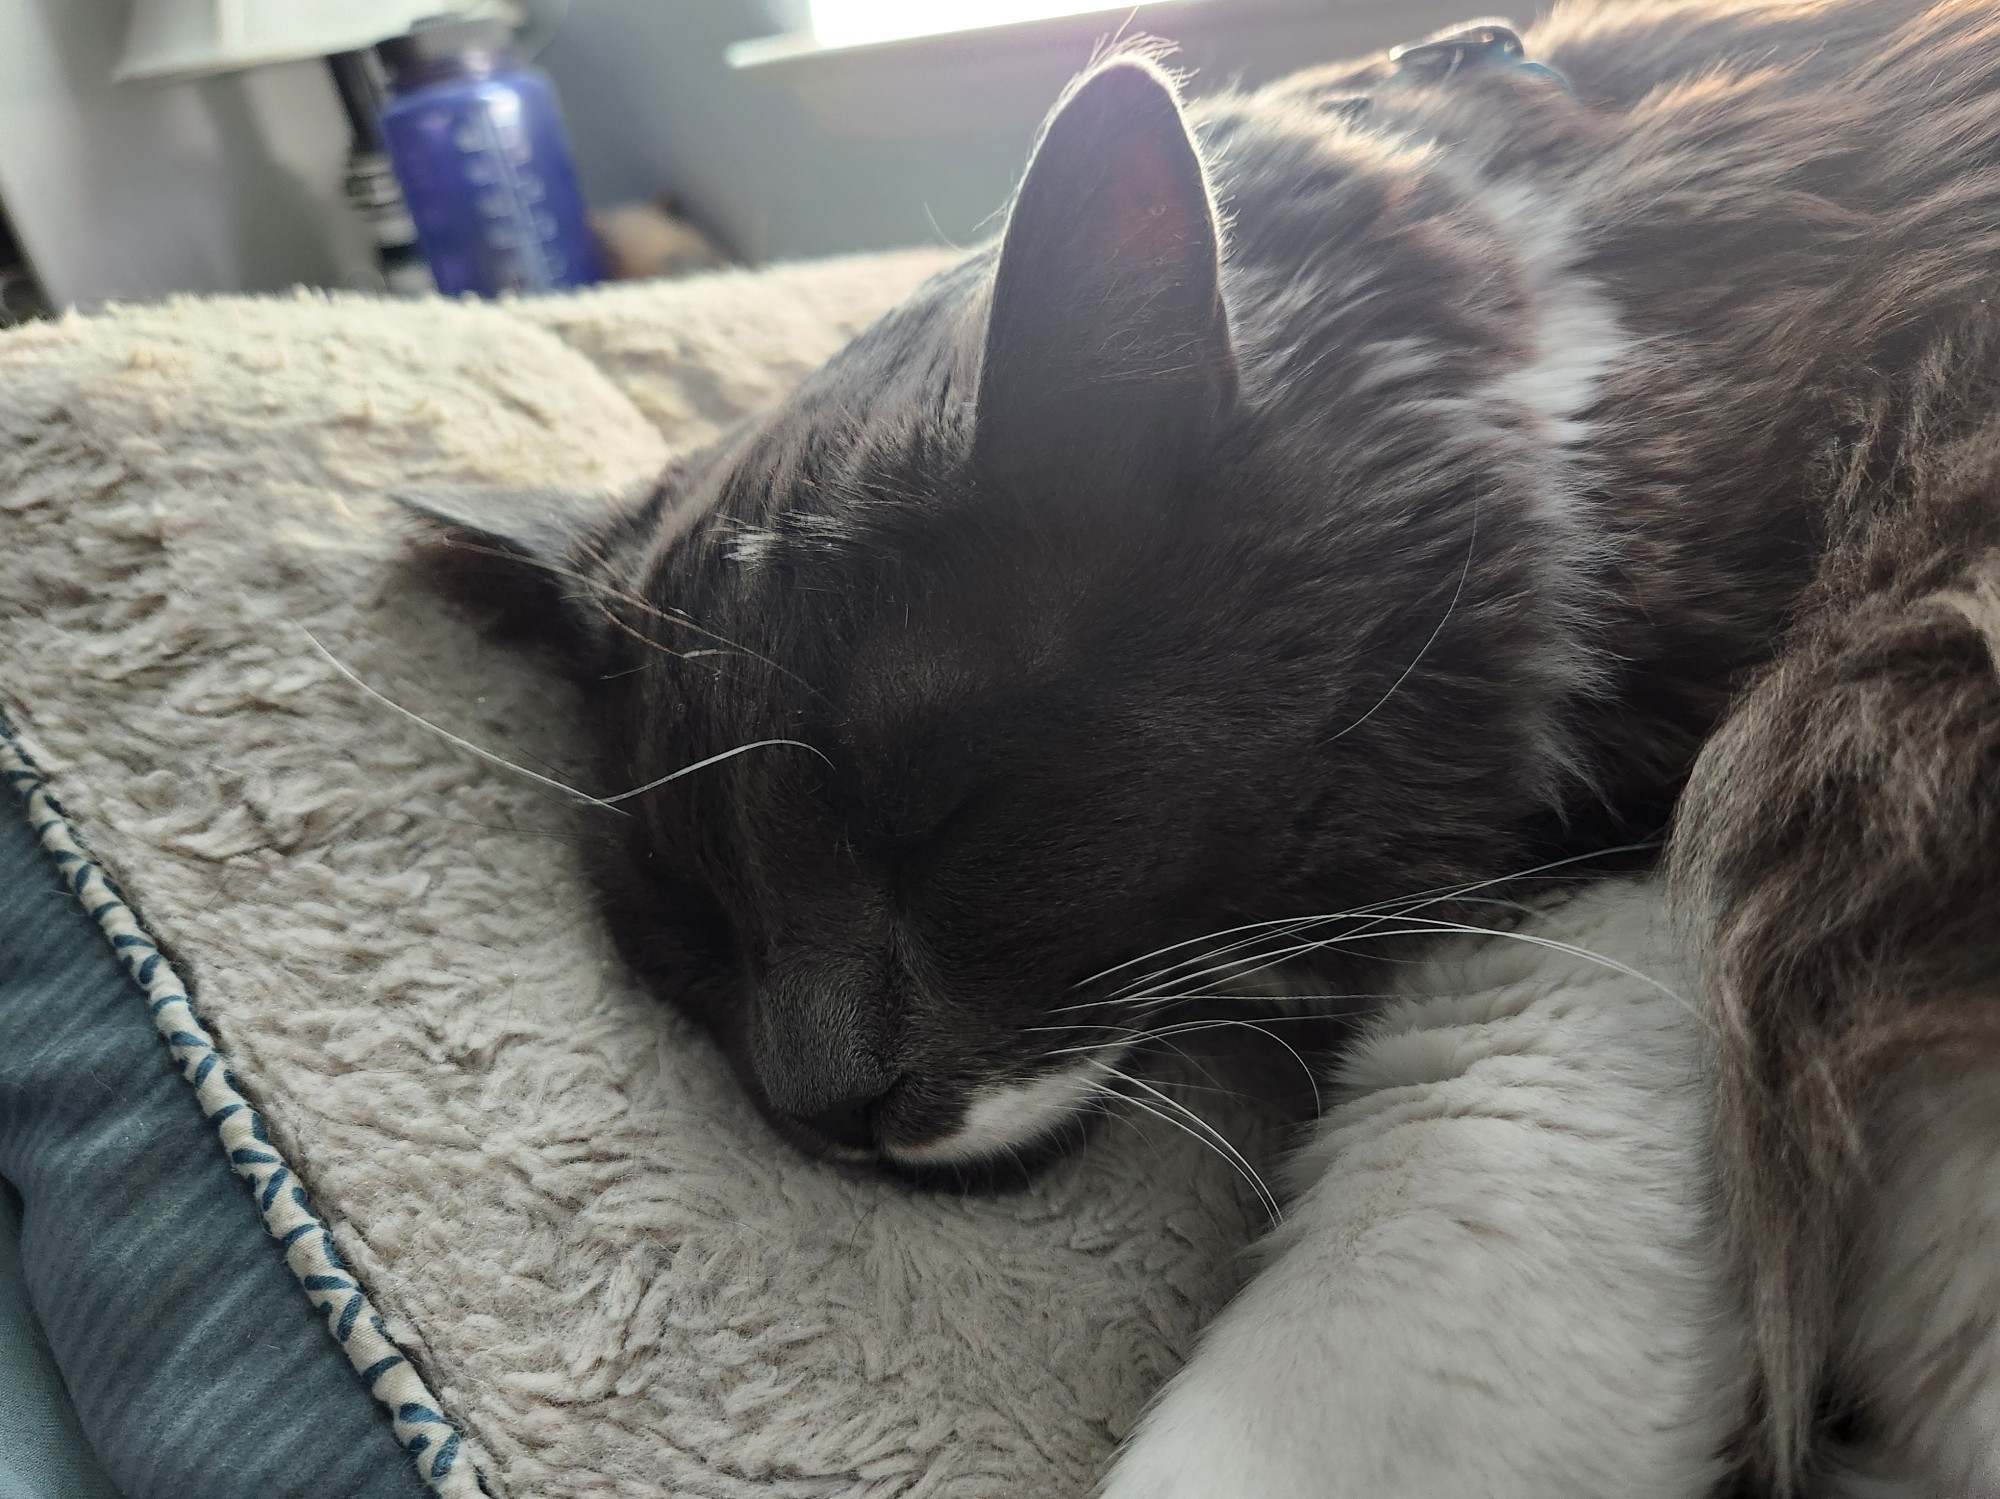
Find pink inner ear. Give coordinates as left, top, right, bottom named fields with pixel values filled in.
left=974, top=59, right=1234, bottom=489
left=1016, top=61, right=1217, bottom=292
left=1100, top=144, right=1204, bottom=268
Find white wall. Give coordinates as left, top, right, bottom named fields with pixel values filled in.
left=0, top=0, right=1495, bottom=302
left=525, top=0, right=1482, bottom=263
left=0, top=0, right=372, bottom=308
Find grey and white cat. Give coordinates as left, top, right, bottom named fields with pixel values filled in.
left=408, top=2, right=2000, bottom=1491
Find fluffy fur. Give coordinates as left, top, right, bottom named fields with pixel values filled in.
left=0, top=267, right=1810, bottom=1497
left=1100, top=882, right=1746, bottom=1499
left=1832, top=1073, right=2000, bottom=1495
left=16, top=0, right=2000, bottom=1491
left=5, top=222, right=1997, bottom=1499
left=1674, top=485, right=2000, bottom=1493
left=411, top=6, right=2000, bottom=1489
left=0, top=263, right=1320, bottom=1496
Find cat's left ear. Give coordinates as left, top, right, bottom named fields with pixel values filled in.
left=391, top=482, right=647, bottom=668
left=973, top=56, right=1236, bottom=509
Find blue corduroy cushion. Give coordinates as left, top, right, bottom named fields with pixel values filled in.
left=0, top=1179, right=120, bottom=1499
left=0, top=773, right=430, bottom=1499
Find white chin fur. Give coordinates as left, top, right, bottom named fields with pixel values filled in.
left=887, top=1054, right=1124, bottom=1168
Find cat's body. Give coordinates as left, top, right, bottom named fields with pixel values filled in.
left=408, top=1, right=2000, bottom=1492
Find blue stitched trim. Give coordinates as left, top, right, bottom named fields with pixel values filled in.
left=0, top=719, right=487, bottom=1499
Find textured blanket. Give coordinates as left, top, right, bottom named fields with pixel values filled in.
left=0, top=257, right=1314, bottom=1499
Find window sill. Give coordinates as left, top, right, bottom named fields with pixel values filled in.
left=726, top=0, right=1473, bottom=139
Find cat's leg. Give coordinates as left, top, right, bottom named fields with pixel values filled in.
left=1097, top=882, right=1744, bottom=1499
left=1671, top=554, right=2000, bottom=1496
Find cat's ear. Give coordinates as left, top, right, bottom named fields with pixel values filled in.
left=973, top=56, right=1236, bottom=509
left=392, top=482, right=645, bottom=667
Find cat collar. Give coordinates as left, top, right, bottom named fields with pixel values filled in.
left=1389, top=21, right=1575, bottom=97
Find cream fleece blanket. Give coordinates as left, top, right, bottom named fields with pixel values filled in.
left=0, top=257, right=1312, bottom=1499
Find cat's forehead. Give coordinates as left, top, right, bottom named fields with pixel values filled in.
left=836, top=604, right=1057, bottom=733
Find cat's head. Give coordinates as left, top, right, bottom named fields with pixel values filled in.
left=407, top=57, right=1573, bottom=1177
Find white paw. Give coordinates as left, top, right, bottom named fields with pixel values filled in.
left=1096, top=1337, right=1328, bottom=1499
left=1099, top=883, right=1743, bottom=1499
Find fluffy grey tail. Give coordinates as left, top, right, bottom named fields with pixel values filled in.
left=1672, top=569, right=2000, bottom=1495
left=1704, top=996, right=1853, bottom=1497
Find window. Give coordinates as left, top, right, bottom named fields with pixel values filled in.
left=807, top=1, right=1131, bottom=48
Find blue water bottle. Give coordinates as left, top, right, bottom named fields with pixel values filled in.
left=376, top=16, right=603, bottom=298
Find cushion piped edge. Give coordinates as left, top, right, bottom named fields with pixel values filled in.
left=0, top=718, right=487, bottom=1499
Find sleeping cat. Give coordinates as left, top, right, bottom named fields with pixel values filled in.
left=405, top=1, right=2000, bottom=1492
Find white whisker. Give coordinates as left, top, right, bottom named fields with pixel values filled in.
left=1319, top=916, right=1707, bottom=1028
left=1075, top=900, right=1402, bottom=995
left=1126, top=933, right=1380, bottom=1008
left=1072, top=843, right=1658, bottom=1011
left=1323, top=488, right=1478, bottom=745
left=1116, top=1072, right=1282, bottom=1222
left=300, top=625, right=625, bottom=813
left=1050, top=1016, right=1324, bottom=1114
left=601, top=738, right=832, bottom=805
left=1105, top=1082, right=1282, bottom=1223
left=302, top=624, right=829, bottom=813
left=1102, top=912, right=1352, bottom=1005
left=1100, top=917, right=1703, bottom=1033
left=1031, top=1002, right=1375, bottom=1031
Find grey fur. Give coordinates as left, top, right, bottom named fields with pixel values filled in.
left=412, top=4, right=2000, bottom=1488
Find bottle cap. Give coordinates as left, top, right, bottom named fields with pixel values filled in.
left=379, top=15, right=514, bottom=80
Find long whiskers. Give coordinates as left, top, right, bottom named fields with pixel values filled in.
left=1097, top=1070, right=1282, bottom=1222
left=433, top=529, right=816, bottom=692
left=301, top=626, right=625, bottom=810
left=300, top=625, right=829, bottom=811
left=1034, top=995, right=1381, bottom=1024
left=1042, top=844, right=1685, bottom=1168
left=1071, top=911, right=1703, bottom=1041
left=1071, top=843, right=1660, bottom=1012
left=1325, top=915, right=1705, bottom=1026
left=1131, top=919, right=1694, bottom=1028
left=1045, top=1016, right=1325, bottom=1114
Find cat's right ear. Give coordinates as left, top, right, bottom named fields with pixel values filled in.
left=973, top=55, right=1236, bottom=513
left=392, top=483, right=643, bottom=668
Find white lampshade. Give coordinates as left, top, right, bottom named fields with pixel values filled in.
left=115, top=0, right=521, bottom=82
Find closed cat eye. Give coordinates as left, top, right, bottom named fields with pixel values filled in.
left=886, top=778, right=1008, bottom=886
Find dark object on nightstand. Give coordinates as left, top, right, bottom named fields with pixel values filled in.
left=0, top=207, right=50, bottom=324
left=328, top=49, right=434, bottom=296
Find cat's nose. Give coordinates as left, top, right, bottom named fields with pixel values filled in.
left=793, top=1084, right=893, bottom=1151
left=751, top=955, right=897, bottom=1152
